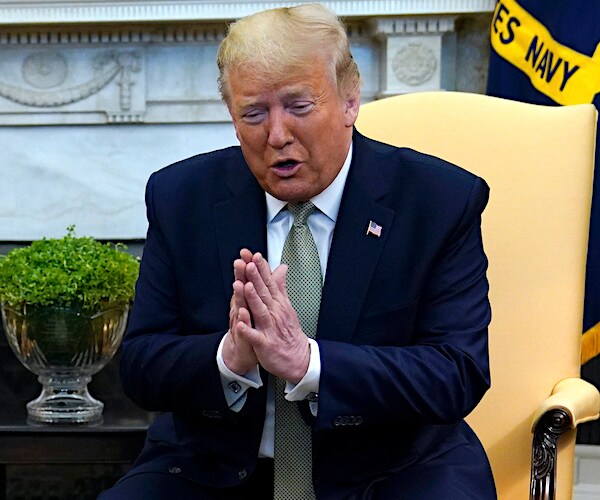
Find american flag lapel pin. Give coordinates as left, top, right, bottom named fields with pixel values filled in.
left=366, top=220, right=382, bottom=237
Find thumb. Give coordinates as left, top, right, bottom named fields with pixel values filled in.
left=237, top=321, right=264, bottom=348
left=272, top=264, right=289, bottom=296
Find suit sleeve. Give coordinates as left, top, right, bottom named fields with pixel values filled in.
left=315, top=176, right=491, bottom=431
left=119, top=173, right=257, bottom=418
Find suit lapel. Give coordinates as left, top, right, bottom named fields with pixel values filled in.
left=213, top=159, right=267, bottom=306
left=317, top=132, right=395, bottom=342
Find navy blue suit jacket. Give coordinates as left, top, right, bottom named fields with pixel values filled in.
left=120, top=130, right=493, bottom=498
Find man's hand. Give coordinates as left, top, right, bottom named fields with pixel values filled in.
left=237, top=252, right=311, bottom=384
left=222, top=249, right=259, bottom=375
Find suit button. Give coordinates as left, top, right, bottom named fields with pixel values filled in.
left=238, top=469, right=248, bottom=480
left=341, top=416, right=349, bottom=426
left=201, top=410, right=223, bottom=419
left=168, top=466, right=181, bottom=474
left=355, top=416, right=363, bottom=425
left=334, top=416, right=342, bottom=426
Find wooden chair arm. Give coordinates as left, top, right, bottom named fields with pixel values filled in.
left=530, top=378, right=600, bottom=499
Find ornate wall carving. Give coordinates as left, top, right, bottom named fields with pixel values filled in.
left=0, top=26, right=221, bottom=126
left=0, top=50, right=142, bottom=116
left=392, top=44, right=438, bottom=86
left=371, top=16, right=457, bottom=96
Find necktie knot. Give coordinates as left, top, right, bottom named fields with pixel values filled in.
left=287, top=201, right=315, bottom=227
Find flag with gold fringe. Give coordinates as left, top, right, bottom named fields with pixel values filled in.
left=486, top=0, right=600, bottom=364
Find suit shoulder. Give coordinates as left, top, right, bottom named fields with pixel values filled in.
left=355, top=135, right=489, bottom=224
left=370, top=136, right=481, bottom=182
left=363, top=135, right=488, bottom=199
left=144, top=145, right=248, bottom=219
left=151, top=146, right=244, bottom=186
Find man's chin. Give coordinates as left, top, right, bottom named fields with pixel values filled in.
left=264, top=180, right=319, bottom=203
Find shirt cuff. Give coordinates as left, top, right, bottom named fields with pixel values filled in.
left=217, top=332, right=263, bottom=409
left=285, top=338, right=320, bottom=402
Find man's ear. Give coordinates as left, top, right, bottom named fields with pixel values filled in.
left=343, top=93, right=361, bottom=127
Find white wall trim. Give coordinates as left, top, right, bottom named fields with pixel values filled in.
left=0, top=0, right=495, bottom=25
left=0, top=26, right=227, bottom=46
left=574, top=445, right=600, bottom=500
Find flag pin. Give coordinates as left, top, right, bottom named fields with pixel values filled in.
left=366, top=220, right=382, bottom=237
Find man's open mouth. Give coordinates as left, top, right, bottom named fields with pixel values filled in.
left=273, top=160, right=301, bottom=177
left=276, top=160, right=298, bottom=169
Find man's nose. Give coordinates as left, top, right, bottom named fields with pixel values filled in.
left=267, top=110, right=293, bottom=148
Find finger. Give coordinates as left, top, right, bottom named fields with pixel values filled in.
left=252, top=253, right=282, bottom=300
left=238, top=306, right=252, bottom=327
left=243, top=281, right=273, bottom=329
left=233, top=280, right=247, bottom=310
left=240, top=248, right=253, bottom=263
left=237, top=320, right=265, bottom=348
left=230, top=307, right=253, bottom=345
left=271, top=264, right=289, bottom=296
left=234, top=259, right=247, bottom=284
left=245, top=262, right=275, bottom=308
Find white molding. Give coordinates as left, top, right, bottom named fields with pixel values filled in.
left=0, top=1, right=495, bottom=25
left=371, top=16, right=456, bottom=36
left=0, top=25, right=227, bottom=46
left=574, top=445, right=600, bottom=500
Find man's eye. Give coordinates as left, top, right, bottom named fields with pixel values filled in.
left=290, top=103, right=313, bottom=114
left=242, top=111, right=265, bottom=123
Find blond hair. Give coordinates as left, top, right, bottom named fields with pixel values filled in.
left=217, top=3, right=360, bottom=102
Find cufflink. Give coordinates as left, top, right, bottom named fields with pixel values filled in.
left=228, top=381, right=242, bottom=393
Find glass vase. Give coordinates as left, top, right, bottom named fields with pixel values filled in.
left=1, top=302, right=128, bottom=424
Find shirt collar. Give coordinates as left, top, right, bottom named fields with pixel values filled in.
left=265, top=142, right=353, bottom=223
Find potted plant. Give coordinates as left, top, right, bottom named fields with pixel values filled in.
left=0, top=227, right=139, bottom=424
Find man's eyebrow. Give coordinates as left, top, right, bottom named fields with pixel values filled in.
left=281, top=89, right=313, bottom=100
left=236, top=99, right=264, bottom=111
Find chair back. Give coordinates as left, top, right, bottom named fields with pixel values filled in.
left=355, top=91, right=597, bottom=499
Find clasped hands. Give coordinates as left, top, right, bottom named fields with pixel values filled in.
left=222, top=248, right=311, bottom=384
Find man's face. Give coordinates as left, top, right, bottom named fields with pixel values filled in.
left=227, top=59, right=359, bottom=202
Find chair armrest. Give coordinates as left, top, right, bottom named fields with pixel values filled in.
left=529, top=378, right=600, bottom=499
left=531, top=378, right=600, bottom=432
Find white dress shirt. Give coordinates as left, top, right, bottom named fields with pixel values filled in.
left=216, top=143, right=353, bottom=458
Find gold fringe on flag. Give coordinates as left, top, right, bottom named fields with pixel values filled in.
left=582, top=322, right=600, bottom=365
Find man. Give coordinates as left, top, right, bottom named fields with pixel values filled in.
left=101, top=4, right=496, bottom=499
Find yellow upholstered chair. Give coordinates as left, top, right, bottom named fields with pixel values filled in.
left=355, top=92, right=600, bottom=500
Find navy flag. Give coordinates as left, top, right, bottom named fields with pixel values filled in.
left=487, top=0, right=600, bottom=364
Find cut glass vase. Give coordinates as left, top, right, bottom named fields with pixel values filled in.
left=1, top=303, right=128, bottom=424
